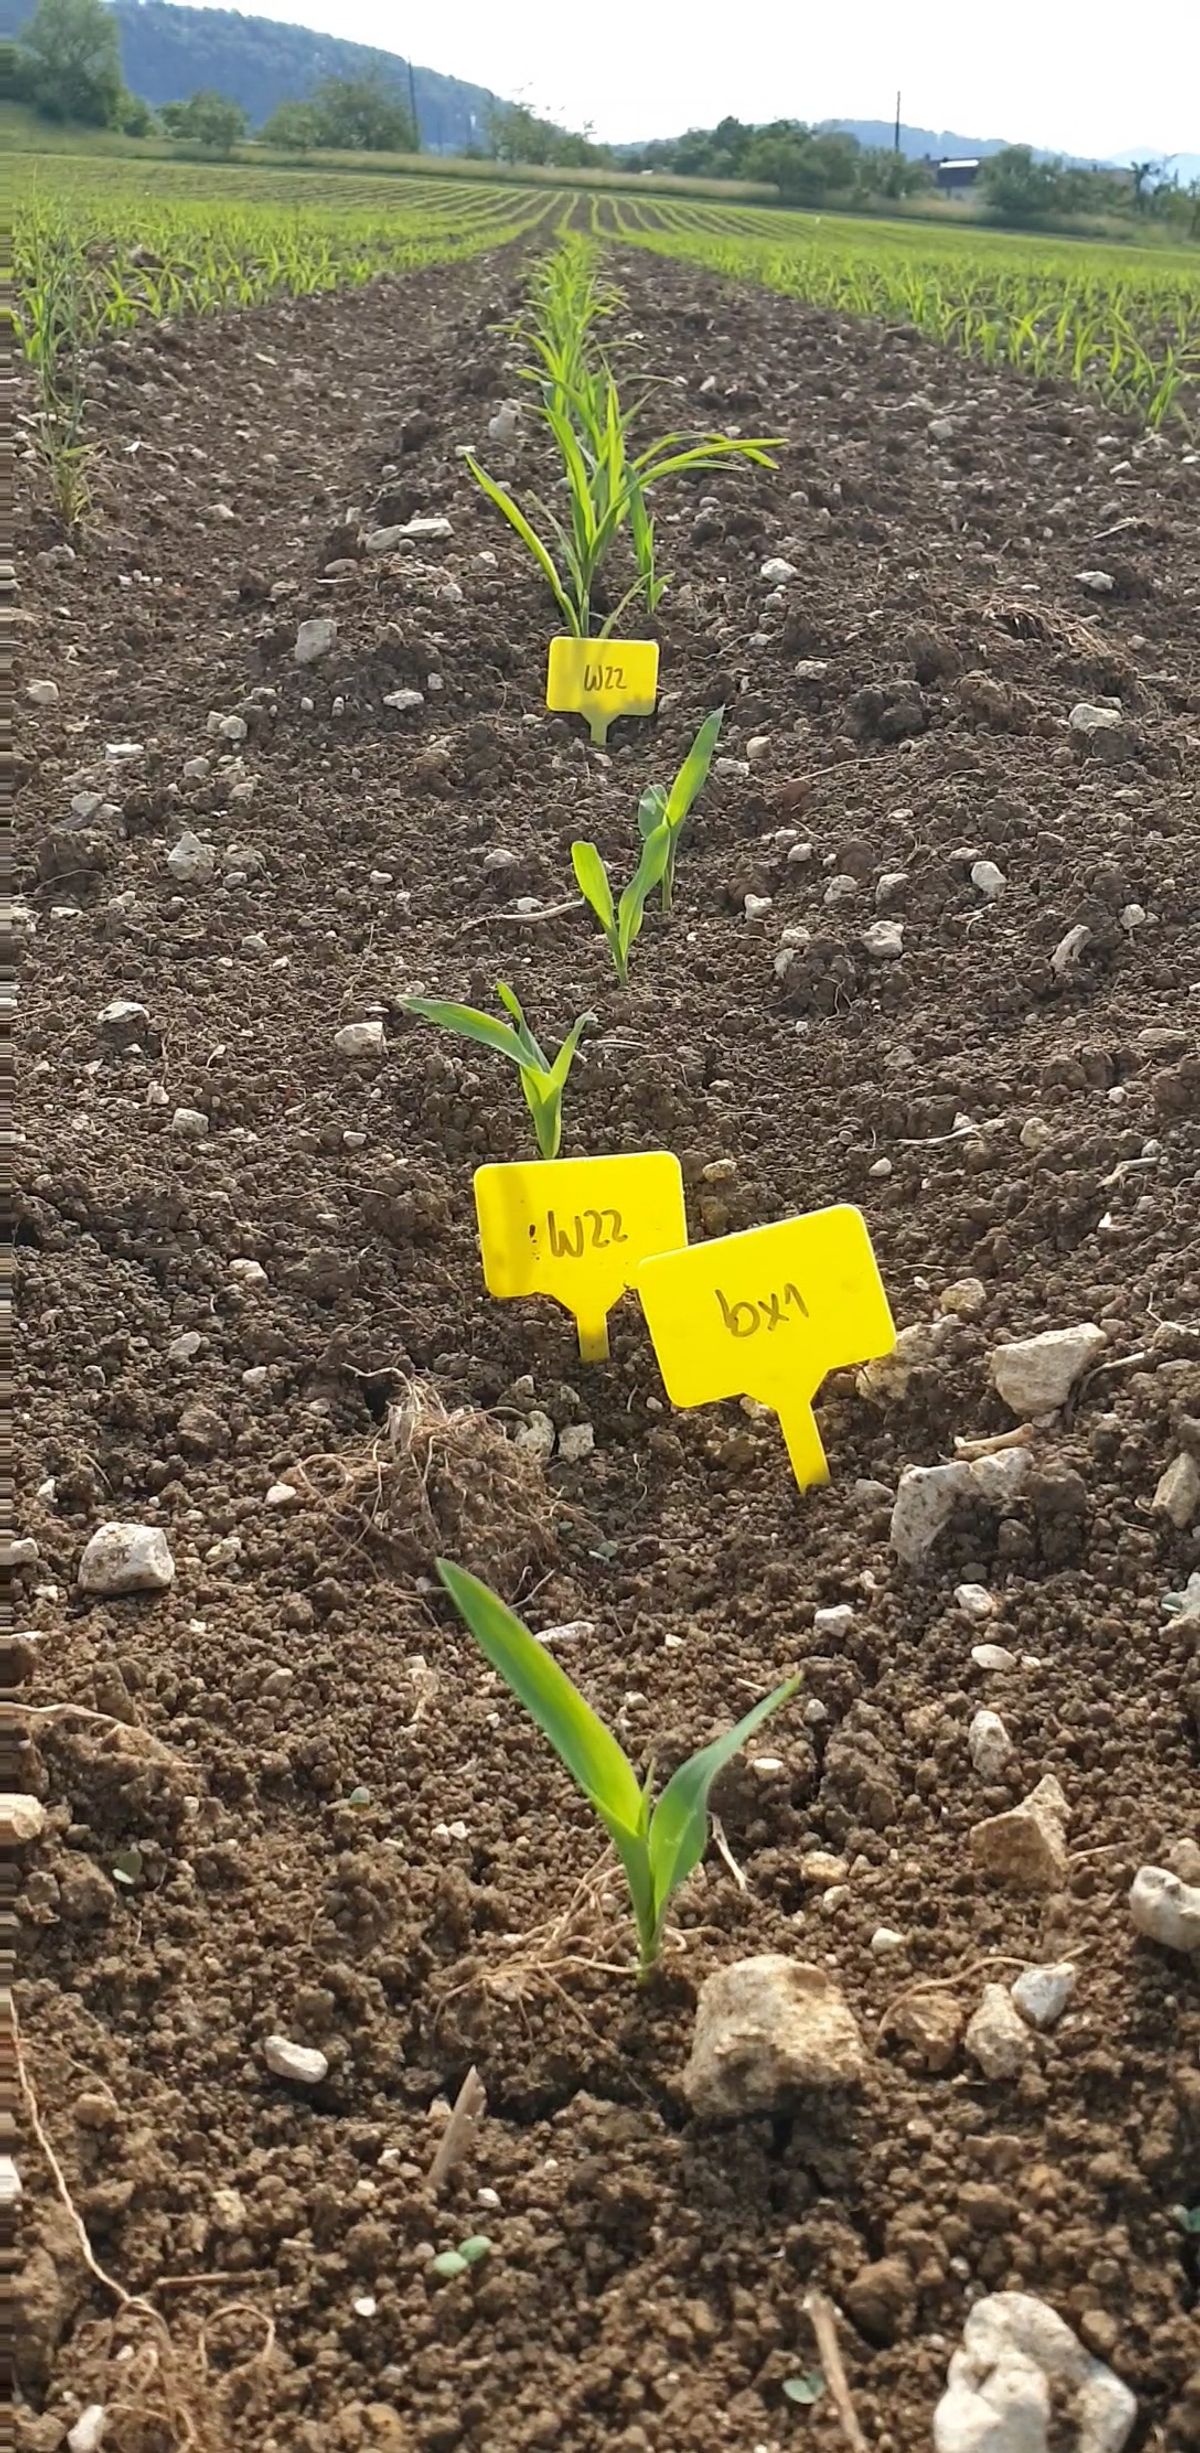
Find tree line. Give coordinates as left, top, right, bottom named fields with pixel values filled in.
left=9, top=5, right=1199, bottom=236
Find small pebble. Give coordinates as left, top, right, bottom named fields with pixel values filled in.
left=263, top=2035, right=329, bottom=2086
left=1011, top=1962, right=1077, bottom=2029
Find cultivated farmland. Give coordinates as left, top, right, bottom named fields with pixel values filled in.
left=14, top=151, right=1200, bottom=2453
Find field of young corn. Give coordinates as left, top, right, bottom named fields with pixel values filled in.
left=16, top=145, right=1200, bottom=2453
left=16, top=155, right=1200, bottom=507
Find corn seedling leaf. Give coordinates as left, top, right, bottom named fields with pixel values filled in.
left=436, top=1561, right=645, bottom=1839
left=647, top=1677, right=800, bottom=1925
left=571, top=840, right=616, bottom=937
left=462, top=452, right=581, bottom=635
left=666, top=708, right=725, bottom=824
left=495, top=981, right=547, bottom=1070
left=782, top=2371, right=826, bottom=2406
left=616, top=822, right=672, bottom=970
left=638, top=784, right=668, bottom=841
left=400, top=997, right=531, bottom=1070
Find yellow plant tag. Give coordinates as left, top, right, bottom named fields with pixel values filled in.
left=637, top=1206, right=895, bottom=1489
left=475, top=1151, right=687, bottom=1364
left=546, top=637, right=660, bottom=745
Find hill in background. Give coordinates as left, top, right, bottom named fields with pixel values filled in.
left=0, top=0, right=499, bottom=148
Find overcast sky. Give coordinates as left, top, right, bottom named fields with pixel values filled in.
left=220, top=0, right=1198, bottom=160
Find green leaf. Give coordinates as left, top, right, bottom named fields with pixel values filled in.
left=346, top=1785, right=372, bottom=1808
left=571, top=840, right=617, bottom=937
left=647, top=1677, right=800, bottom=1924
left=429, top=2250, right=469, bottom=2280
left=437, top=1561, right=645, bottom=1843
left=400, top=997, right=530, bottom=1069
left=637, top=784, right=668, bottom=842
left=544, top=1009, right=594, bottom=1101
left=666, top=708, right=725, bottom=824
left=782, top=2370, right=826, bottom=2406
left=617, top=823, right=672, bottom=968
left=518, top=1066, right=561, bottom=1159
left=495, top=982, right=546, bottom=1070
left=112, top=1846, right=144, bottom=1888
left=462, top=453, right=581, bottom=635
left=458, top=2235, right=493, bottom=2264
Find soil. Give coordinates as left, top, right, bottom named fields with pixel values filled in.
left=13, top=241, right=1200, bottom=2453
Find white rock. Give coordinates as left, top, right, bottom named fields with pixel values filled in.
left=683, top=1956, right=866, bottom=2116
left=263, top=2034, right=329, bottom=2086
left=514, top=1410, right=556, bottom=1463
left=487, top=402, right=521, bottom=444
left=0, top=2156, right=21, bottom=2208
left=537, top=1618, right=595, bottom=1649
left=1011, top=1962, right=1077, bottom=2029
left=869, top=1926, right=906, bottom=1955
left=743, top=893, right=773, bottom=919
left=167, top=1331, right=203, bottom=1364
left=78, top=1522, right=176, bottom=1596
left=970, top=1447, right=1032, bottom=1509
left=760, top=556, right=798, bottom=584
left=716, top=755, right=749, bottom=778
left=1051, top=923, right=1092, bottom=978
left=990, top=1324, right=1106, bottom=1415
left=294, top=616, right=338, bottom=664
left=813, top=1603, right=854, bottom=1638
left=1068, top=702, right=1124, bottom=735
left=965, top=1984, right=1036, bottom=2078
left=334, top=1020, right=386, bottom=1061
left=956, top=1583, right=997, bottom=1620
left=557, top=1422, right=595, bottom=1463
left=207, top=711, right=247, bottom=743
left=230, top=1257, right=268, bottom=1286
left=890, top=1462, right=973, bottom=1563
left=928, top=416, right=956, bottom=443
left=862, top=918, right=904, bottom=960
left=794, top=659, right=828, bottom=679
left=366, top=516, right=451, bottom=551
left=969, top=1709, right=1013, bottom=1776
left=1152, top=1452, right=1199, bottom=1529
left=1129, top=1865, right=1200, bottom=1953
left=971, top=1775, right=1069, bottom=1893
left=934, top=2291, right=1136, bottom=2453
left=98, top=999, right=150, bottom=1043
left=859, top=1320, right=942, bottom=1399
left=972, top=1643, right=1020, bottom=1672
left=1075, top=569, right=1115, bottom=593
left=382, top=688, right=425, bottom=713
left=166, top=830, right=216, bottom=885
left=27, top=678, right=61, bottom=706
left=266, top=1482, right=301, bottom=1509
left=0, top=1794, right=48, bottom=1844
left=105, top=740, right=144, bottom=761
left=1020, top=1115, right=1056, bottom=1152
left=971, top=859, right=1006, bottom=899
left=67, top=2408, right=107, bottom=2453
left=170, top=1106, right=209, bottom=1139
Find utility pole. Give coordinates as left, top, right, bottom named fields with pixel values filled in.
left=408, top=55, right=420, bottom=152
left=893, top=89, right=901, bottom=154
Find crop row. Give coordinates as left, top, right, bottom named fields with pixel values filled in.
left=599, top=195, right=1200, bottom=428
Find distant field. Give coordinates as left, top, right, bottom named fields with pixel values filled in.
left=16, top=146, right=1200, bottom=465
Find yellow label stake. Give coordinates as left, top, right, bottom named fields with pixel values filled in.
left=637, top=1206, right=896, bottom=1489
left=475, top=1151, right=687, bottom=1364
left=546, top=637, right=660, bottom=745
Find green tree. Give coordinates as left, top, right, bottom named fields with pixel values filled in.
left=18, top=0, right=123, bottom=124
left=161, top=87, right=246, bottom=153
left=857, top=146, right=932, bottom=200
left=310, top=71, right=415, bottom=151
left=119, top=89, right=157, bottom=136
left=979, top=145, right=1066, bottom=224
left=261, top=97, right=322, bottom=151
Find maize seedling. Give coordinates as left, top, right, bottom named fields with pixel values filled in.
left=437, top=1560, right=799, bottom=1974
left=570, top=818, right=672, bottom=984
left=399, top=983, right=593, bottom=1160
left=637, top=707, right=724, bottom=913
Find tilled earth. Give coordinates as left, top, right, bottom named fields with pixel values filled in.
left=13, top=244, right=1200, bottom=2453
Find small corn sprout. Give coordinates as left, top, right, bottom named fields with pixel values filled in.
left=400, top=984, right=593, bottom=1161
left=570, top=818, right=671, bottom=985
left=636, top=707, right=724, bottom=913
left=437, top=1560, right=799, bottom=1974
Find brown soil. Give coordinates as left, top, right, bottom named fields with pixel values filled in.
left=13, top=244, right=1200, bottom=2453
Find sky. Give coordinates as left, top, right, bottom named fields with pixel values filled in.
left=203, top=0, right=1199, bottom=161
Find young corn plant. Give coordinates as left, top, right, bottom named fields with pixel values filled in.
left=437, top=1560, right=799, bottom=1975
left=570, top=817, right=671, bottom=985
left=636, top=707, right=724, bottom=914
left=400, top=984, right=593, bottom=1160
left=464, top=243, right=781, bottom=638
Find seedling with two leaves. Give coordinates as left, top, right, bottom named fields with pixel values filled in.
left=571, top=707, right=724, bottom=979
left=400, top=984, right=593, bottom=1161
left=437, top=1560, right=798, bottom=1975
